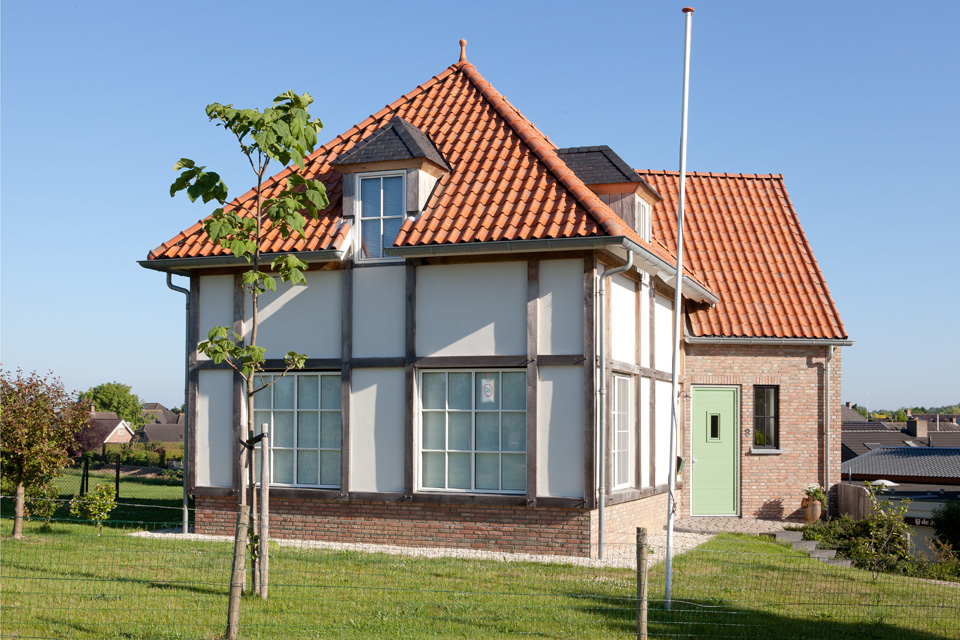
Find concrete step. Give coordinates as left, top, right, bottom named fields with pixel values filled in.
left=773, top=530, right=804, bottom=543
left=809, top=548, right=837, bottom=560
left=825, top=558, right=853, bottom=568
left=791, top=540, right=820, bottom=553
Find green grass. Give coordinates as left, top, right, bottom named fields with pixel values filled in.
left=1, top=525, right=958, bottom=639
left=1, top=468, right=191, bottom=527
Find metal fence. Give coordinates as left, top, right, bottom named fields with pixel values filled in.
left=1, top=515, right=958, bottom=639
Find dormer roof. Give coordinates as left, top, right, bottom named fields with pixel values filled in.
left=331, top=116, right=450, bottom=171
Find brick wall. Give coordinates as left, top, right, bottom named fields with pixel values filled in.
left=683, top=344, right=842, bottom=521
left=590, top=491, right=670, bottom=554
left=196, top=495, right=594, bottom=557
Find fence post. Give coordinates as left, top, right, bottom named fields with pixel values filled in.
left=259, top=425, right=270, bottom=600
left=637, top=527, right=648, bottom=640
left=116, top=454, right=121, bottom=499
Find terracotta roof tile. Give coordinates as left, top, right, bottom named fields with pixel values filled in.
left=639, top=170, right=846, bottom=340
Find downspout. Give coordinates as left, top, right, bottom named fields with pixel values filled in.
left=825, top=345, right=834, bottom=516
left=167, top=272, right=191, bottom=533
left=597, top=250, right=633, bottom=560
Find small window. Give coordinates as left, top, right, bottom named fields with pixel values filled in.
left=753, top=386, right=779, bottom=449
left=612, top=375, right=633, bottom=489
left=636, top=199, right=651, bottom=242
left=419, top=370, right=526, bottom=494
left=709, top=413, right=721, bottom=440
left=357, top=173, right=404, bottom=260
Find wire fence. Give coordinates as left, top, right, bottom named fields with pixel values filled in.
left=1, top=513, right=958, bottom=639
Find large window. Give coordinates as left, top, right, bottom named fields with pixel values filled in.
left=753, top=385, right=779, bottom=449
left=420, top=370, right=526, bottom=494
left=253, top=373, right=341, bottom=487
left=612, top=374, right=633, bottom=489
left=358, top=173, right=404, bottom=260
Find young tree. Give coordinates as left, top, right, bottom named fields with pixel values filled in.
left=171, top=90, right=328, bottom=639
left=1, top=369, right=88, bottom=538
left=80, top=381, right=148, bottom=429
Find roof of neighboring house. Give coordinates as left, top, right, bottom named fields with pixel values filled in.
left=929, top=432, right=960, bottom=447
left=90, top=411, right=119, bottom=421
left=842, top=421, right=892, bottom=431
left=841, top=405, right=868, bottom=423
left=841, top=448, right=960, bottom=481
left=137, top=423, right=184, bottom=443
left=331, top=116, right=450, bottom=171
left=639, top=171, right=847, bottom=340
left=842, top=427, right=928, bottom=459
left=142, top=403, right=178, bottom=425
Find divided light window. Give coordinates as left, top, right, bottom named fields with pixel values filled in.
left=420, top=370, right=526, bottom=494
left=359, top=173, right=404, bottom=260
left=253, top=373, right=341, bottom=487
left=612, top=374, right=633, bottom=489
left=753, top=385, right=779, bottom=449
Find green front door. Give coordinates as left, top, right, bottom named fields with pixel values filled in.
left=691, top=387, right=738, bottom=516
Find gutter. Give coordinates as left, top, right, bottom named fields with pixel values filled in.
left=684, top=328, right=853, bottom=347
left=386, top=236, right=719, bottom=305
left=165, top=273, right=191, bottom=534
left=138, top=249, right=347, bottom=273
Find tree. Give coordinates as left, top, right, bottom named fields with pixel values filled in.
left=171, top=90, right=328, bottom=639
left=853, top=404, right=869, bottom=420
left=80, top=382, right=148, bottom=429
left=1, top=369, right=88, bottom=539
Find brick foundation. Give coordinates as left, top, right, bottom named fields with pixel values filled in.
left=683, top=344, right=842, bottom=521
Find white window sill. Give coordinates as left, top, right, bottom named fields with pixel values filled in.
left=750, top=447, right=783, bottom=455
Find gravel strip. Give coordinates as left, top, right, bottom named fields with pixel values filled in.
left=131, top=529, right=714, bottom=569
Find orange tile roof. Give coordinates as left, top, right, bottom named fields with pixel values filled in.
left=148, top=57, right=668, bottom=268
left=639, top=170, right=847, bottom=340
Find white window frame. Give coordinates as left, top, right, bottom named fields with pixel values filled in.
left=637, top=199, right=651, bottom=242
left=612, top=374, right=634, bottom=490
left=417, top=369, right=527, bottom=495
left=252, top=372, right=341, bottom=488
left=355, top=171, right=406, bottom=262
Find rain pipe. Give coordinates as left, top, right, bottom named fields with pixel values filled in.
left=597, top=249, right=633, bottom=560
left=166, top=272, right=191, bottom=533
left=825, top=345, right=834, bottom=516
left=665, top=6, right=694, bottom=610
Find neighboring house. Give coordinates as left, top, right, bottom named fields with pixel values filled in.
left=841, top=447, right=960, bottom=487
left=140, top=43, right=849, bottom=556
left=136, top=423, right=185, bottom=444
left=85, top=409, right=136, bottom=448
left=842, top=417, right=960, bottom=461
left=841, top=401, right=868, bottom=423
left=141, top=402, right=180, bottom=425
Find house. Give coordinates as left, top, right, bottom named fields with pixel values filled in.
left=135, top=423, right=184, bottom=445
left=140, top=42, right=849, bottom=556
left=141, top=402, right=180, bottom=425
left=842, top=417, right=960, bottom=462
left=77, top=408, right=136, bottom=452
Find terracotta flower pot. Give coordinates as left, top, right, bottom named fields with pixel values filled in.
left=803, top=498, right=822, bottom=523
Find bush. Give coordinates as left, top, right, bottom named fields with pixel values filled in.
left=69, top=484, right=116, bottom=535
left=25, top=481, right=60, bottom=524
left=932, top=499, right=960, bottom=551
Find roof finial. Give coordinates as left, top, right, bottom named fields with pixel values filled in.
left=459, top=39, right=467, bottom=63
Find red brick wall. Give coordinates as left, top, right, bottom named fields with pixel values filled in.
left=196, top=495, right=594, bottom=557
left=591, top=491, right=670, bottom=553
left=682, top=344, right=842, bottom=520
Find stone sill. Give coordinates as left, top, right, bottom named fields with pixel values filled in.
left=749, top=447, right=783, bottom=455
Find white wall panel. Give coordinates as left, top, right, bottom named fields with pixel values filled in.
left=654, top=295, right=674, bottom=371
left=610, top=274, right=636, bottom=364
left=197, top=275, right=235, bottom=360
left=538, top=259, right=583, bottom=355
left=196, top=370, right=233, bottom=487
left=537, top=366, right=584, bottom=498
left=244, top=270, right=341, bottom=359
left=639, top=378, right=651, bottom=488
left=655, top=379, right=673, bottom=486
left=353, top=265, right=405, bottom=357
left=350, top=368, right=405, bottom=492
left=416, top=262, right=526, bottom=356
left=639, top=278, right=651, bottom=368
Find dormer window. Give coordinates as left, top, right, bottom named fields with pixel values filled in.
left=358, top=173, right=405, bottom=261
left=637, top=199, right=651, bottom=242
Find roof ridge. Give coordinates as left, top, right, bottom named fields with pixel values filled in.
left=149, top=65, right=461, bottom=260
left=455, top=61, right=633, bottom=241
left=637, top=169, right=785, bottom=180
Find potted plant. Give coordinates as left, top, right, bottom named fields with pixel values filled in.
left=801, top=483, right=827, bottom=522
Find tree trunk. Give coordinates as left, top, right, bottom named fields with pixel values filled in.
left=259, top=421, right=270, bottom=599
left=225, top=444, right=248, bottom=640
left=13, top=482, right=25, bottom=539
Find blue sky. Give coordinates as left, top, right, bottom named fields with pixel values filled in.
left=1, top=1, right=957, bottom=410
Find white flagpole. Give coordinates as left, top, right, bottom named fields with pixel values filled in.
left=665, top=5, right=694, bottom=611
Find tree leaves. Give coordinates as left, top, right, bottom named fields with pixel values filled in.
left=170, top=158, right=228, bottom=204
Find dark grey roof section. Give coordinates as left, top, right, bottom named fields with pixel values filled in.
left=841, top=428, right=927, bottom=460
left=841, top=405, right=868, bottom=423
left=137, top=423, right=184, bottom=443
left=556, top=146, right=642, bottom=184
left=842, top=421, right=892, bottom=431
left=930, top=432, right=960, bottom=447
left=841, top=447, right=960, bottom=480
left=331, top=116, right=450, bottom=171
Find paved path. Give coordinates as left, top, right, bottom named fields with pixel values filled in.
left=671, top=516, right=793, bottom=536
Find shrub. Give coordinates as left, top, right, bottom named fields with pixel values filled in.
left=69, top=484, right=116, bottom=535
left=932, top=499, right=960, bottom=551
left=142, top=451, right=162, bottom=467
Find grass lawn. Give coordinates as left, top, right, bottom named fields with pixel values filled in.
left=1, top=523, right=957, bottom=639
left=1, top=468, right=191, bottom=527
